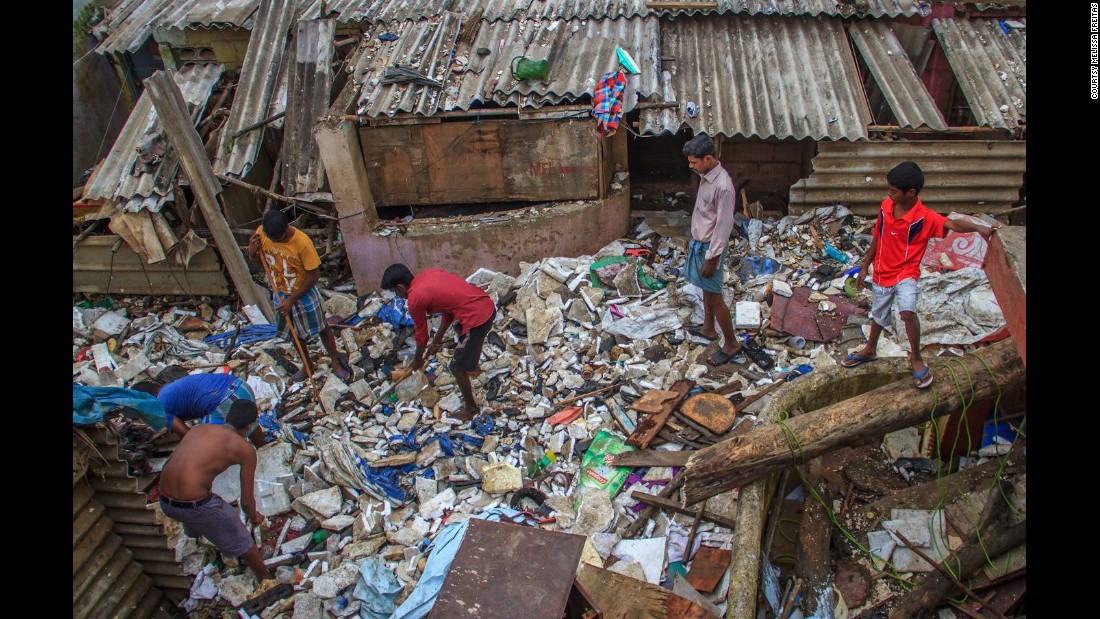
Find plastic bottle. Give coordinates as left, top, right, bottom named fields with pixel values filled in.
left=528, top=451, right=558, bottom=477
left=823, top=243, right=850, bottom=264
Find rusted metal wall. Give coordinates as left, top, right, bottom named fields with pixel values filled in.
left=73, top=235, right=230, bottom=296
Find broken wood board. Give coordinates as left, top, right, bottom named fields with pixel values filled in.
left=611, top=450, right=694, bottom=468
left=575, top=563, right=718, bottom=619
left=630, top=491, right=737, bottom=530
left=627, top=380, right=694, bottom=449
left=630, top=389, right=683, bottom=414
left=681, top=393, right=738, bottom=434
left=429, top=519, right=586, bottom=619
left=685, top=546, right=732, bottom=593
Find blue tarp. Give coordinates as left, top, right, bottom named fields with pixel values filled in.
left=378, top=298, right=414, bottom=328
left=73, top=384, right=168, bottom=430
left=203, top=324, right=278, bottom=348
left=353, top=557, right=403, bottom=619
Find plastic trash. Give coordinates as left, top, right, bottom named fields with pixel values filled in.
left=823, top=242, right=850, bottom=264
left=578, top=430, right=636, bottom=498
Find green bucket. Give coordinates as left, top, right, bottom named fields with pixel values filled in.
left=511, top=56, right=549, bottom=81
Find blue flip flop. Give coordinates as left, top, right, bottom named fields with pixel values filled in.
left=841, top=353, right=877, bottom=368
left=912, top=366, right=934, bottom=389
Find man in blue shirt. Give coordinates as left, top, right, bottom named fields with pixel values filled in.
left=133, top=374, right=267, bottom=447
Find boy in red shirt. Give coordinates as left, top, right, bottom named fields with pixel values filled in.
left=840, top=162, right=1002, bottom=388
left=381, top=264, right=497, bottom=419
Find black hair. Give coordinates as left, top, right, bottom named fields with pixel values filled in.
left=380, top=264, right=414, bottom=290
left=262, top=209, right=289, bottom=238
left=682, top=134, right=716, bottom=158
left=225, top=400, right=259, bottom=430
left=131, top=381, right=161, bottom=396
left=887, top=161, right=925, bottom=194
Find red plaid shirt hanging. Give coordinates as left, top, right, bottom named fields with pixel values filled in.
left=592, top=70, right=627, bottom=138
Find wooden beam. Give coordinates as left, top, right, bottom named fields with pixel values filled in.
left=984, top=227, right=1026, bottom=367
left=629, top=490, right=737, bottom=530
left=681, top=338, right=1024, bottom=504
left=622, top=474, right=683, bottom=538
left=611, top=449, right=694, bottom=468
left=316, top=118, right=379, bottom=228
left=143, top=70, right=274, bottom=320
left=215, top=173, right=337, bottom=220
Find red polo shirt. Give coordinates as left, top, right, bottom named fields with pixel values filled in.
left=407, top=269, right=496, bottom=347
left=871, top=198, right=947, bottom=287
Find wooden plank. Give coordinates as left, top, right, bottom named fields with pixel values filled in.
left=630, top=389, right=683, bottom=414
left=425, top=121, right=504, bottom=203
left=630, top=490, right=738, bottom=530
left=360, top=124, right=424, bottom=205
left=575, top=563, right=717, bottom=619
left=685, top=546, right=732, bottom=593
left=144, top=70, right=273, bottom=319
left=611, top=449, right=694, bottom=468
left=626, top=379, right=694, bottom=449
left=500, top=119, right=597, bottom=201
left=984, top=227, right=1025, bottom=366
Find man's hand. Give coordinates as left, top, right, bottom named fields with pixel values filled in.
left=426, top=338, right=443, bottom=357
left=247, top=507, right=264, bottom=527
left=248, top=232, right=262, bottom=261
left=683, top=238, right=690, bottom=254
left=856, top=269, right=869, bottom=290
left=700, top=256, right=719, bottom=278
left=410, top=357, right=425, bottom=372
left=277, top=297, right=294, bottom=315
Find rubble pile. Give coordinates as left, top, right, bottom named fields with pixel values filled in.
left=73, top=206, right=1022, bottom=618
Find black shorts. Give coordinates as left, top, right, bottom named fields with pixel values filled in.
left=450, top=316, right=493, bottom=372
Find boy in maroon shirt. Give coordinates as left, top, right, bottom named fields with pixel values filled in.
left=381, top=264, right=497, bottom=419
left=840, top=162, right=1002, bottom=389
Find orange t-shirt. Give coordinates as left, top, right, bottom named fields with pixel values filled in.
left=255, top=227, right=320, bottom=295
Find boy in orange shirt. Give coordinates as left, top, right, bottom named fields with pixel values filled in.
left=841, top=162, right=1002, bottom=388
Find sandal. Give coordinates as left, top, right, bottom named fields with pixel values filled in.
left=688, top=326, right=718, bottom=342
left=912, top=366, right=934, bottom=389
left=334, top=367, right=352, bottom=382
left=707, top=348, right=746, bottom=366
left=841, top=353, right=877, bottom=368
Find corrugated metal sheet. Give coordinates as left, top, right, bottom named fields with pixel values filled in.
left=789, top=140, right=1026, bottom=215
left=73, top=235, right=231, bottom=296
left=98, top=0, right=260, bottom=55
left=283, top=19, right=337, bottom=194
left=640, top=15, right=872, bottom=140
left=350, top=15, right=660, bottom=116
left=301, top=0, right=922, bottom=23
left=89, top=426, right=192, bottom=599
left=849, top=20, right=946, bottom=130
left=84, top=63, right=225, bottom=212
left=933, top=18, right=1025, bottom=131
left=214, top=0, right=301, bottom=178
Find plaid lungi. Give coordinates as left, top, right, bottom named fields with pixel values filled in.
left=274, top=285, right=326, bottom=343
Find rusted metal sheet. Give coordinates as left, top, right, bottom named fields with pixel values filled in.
left=641, top=15, right=872, bottom=140
left=983, top=226, right=1025, bottom=367
left=681, top=393, right=737, bottom=435
left=849, top=20, right=946, bottom=130
left=932, top=18, right=1026, bottom=131
left=789, top=140, right=1026, bottom=216
left=302, top=0, right=921, bottom=23
left=83, top=63, right=224, bottom=213
left=73, top=235, right=230, bottom=296
left=213, top=0, right=301, bottom=179
left=429, top=519, right=586, bottom=619
left=350, top=15, right=659, bottom=117
left=282, top=19, right=336, bottom=194
left=768, top=287, right=864, bottom=343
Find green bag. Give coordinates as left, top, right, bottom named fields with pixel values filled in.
left=577, top=430, right=636, bottom=500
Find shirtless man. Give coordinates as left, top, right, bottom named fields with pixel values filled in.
left=157, top=401, right=270, bottom=581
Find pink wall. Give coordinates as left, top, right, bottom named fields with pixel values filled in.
left=343, top=188, right=631, bottom=293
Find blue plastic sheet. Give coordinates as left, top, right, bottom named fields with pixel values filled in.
left=786, top=364, right=814, bottom=381
left=73, top=384, right=168, bottom=430
left=352, top=556, right=403, bottom=619
left=378, top=298, right=414, bottom=328
left=470, top=414, right=495, bottom=436
left=736, top=256, right=783, bottom=284
left=357, top=456, right=409, bottom=502
left=391, top=508, right=521, bottom=619
left=453, top=433, right=484, bottom=449
left=203, top=324, right=278, bottom=348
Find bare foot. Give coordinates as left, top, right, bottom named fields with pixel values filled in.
left=454, top=403, right=481, bottom=421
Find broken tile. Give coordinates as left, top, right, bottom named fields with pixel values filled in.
left=311, top=563, right=360, bottom=599
left=298, top=486, right=343, bottom=519
left=419, top=487, right=456, bottom=519
left=611, top=537, right=666, bottom=584
left=115, top=352, right=151, bottom=382
left=386, top=526, right=424, bottom=548
left=526, top=307, right=563, bottom=345
left=343, top=537, right=386, bottom=560
left=416, top=441, right=443, bottom=467
left=322, top=514, right=356, bottom=531
left=608, top=560, right=648, bottom=582
left=217, top=573, right=255, bottom=607
left=320, top=375, right=349, bottom=413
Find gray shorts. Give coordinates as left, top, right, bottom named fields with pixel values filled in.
left=159, top=493, right=254, bottom=558
left=870, top=278, right=918, bottom=331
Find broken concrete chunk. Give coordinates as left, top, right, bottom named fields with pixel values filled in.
left=571, top=490, right=614, bottom=536
left=298, top=486, right=343, bottom=519
left=311, top=563, right=360, bottom=599
left=281, top=531, right=314, bottom=554
left=771, top=279, right=793, bottom=298
left=292, top=592, right=325, bottom=619
left=348, top=379, right=374, bottom=403
left=416, top=440, right=444, bottom=467
left=320, top=375, right=349, bottom=413
left=608, top=560, right=648, bottom=583
left=882, top=427, right=922, bottom=461
left=343, top=537, right=386, bottom=560
left=322, top=514, right=356, bottom=531
left=371, top=452, right=418, bottom=468
left=419, top=487, right=457, bottom=519
left=397, top=411, right=420, bottom=433
left=323, top=292, right=358, bottom=321
left=115, top=352, right=152, bottom=382
left=415, top=476, right=439, bottom=505
left=217, top=573, right=255, bottom=607
left=526, top=307, right=563, bottom=345
left=419, top=387, right=442, bottom=408
left=480, top=462, right=523, bottom=494
left=91, top=310, right=130, bottom=342
left=387, top=526, right=424, bottom=548
left=734, top=302, right=762, bottom=329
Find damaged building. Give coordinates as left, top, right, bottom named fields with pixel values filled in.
left=74, top=1, right=1027, bottom=618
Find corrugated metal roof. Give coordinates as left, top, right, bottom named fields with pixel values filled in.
left=214, top=0, right=300, bottom=178
left=350, top=15, right=660, bottom=116
left=97, top=0, right=259, bottom=55
left=302, top=0, right=923, bottom=23
left=849, top=20, right=946, bottom=130
left=932, top=18, right=1025, bottom=130
left=282, top=19, right=336, bottom=194
left=640, top=14, right=872, bottom=140
left=789, top=140, right=1026, bottom=215
left=84, top=63, right=225, bottom=212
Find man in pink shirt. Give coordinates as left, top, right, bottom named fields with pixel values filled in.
left=381, top=264, right=497, bottom=419
left=682, top=134, right=743, bottom=366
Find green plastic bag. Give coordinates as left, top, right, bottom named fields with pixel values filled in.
left=577, top=430, right=636, bottom=500
left=589, top=257, right=667, bottom=291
